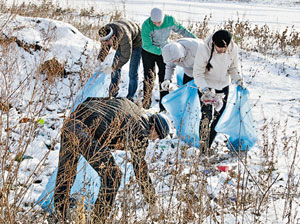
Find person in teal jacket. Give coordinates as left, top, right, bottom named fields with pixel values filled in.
left=141, top=7, right=196, bottom=111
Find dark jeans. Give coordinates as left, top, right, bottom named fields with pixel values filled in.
left=54, top=119, right=121, bottom=222
left=109, top=47, right=142, bottom=98
left=141, top=49, right=168, bottom=111
left=183, top=74, right=229, bottom=147
left=128, top=47, right=142, bottom=99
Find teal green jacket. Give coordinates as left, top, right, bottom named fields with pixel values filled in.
left=141, top=15, right=196, bottom=55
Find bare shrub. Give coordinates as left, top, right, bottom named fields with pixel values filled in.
left=191, top=14, right=213, bottom=40
left=223, top=19, right=300, bottom=55
left=39, top=58, right=66, bottom=83
left=0, top=11, right=97, bottom=224
left=0, top=1, right=299, bottom=223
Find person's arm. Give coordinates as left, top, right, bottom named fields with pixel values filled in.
left=141, top=20, right=162, bottom=55
left=164, top=62, right=176, bottom=81
left=131, top=134, right=156, bottom=205
left=97, top=43, right=111, bottom=62
left=193, top=44, right=209, bottom=91
left=228, top=43, right=242, bottom=83
left=131, top=150, right=156, bottom=204
left=171, top=16, right=196, bottom=38
left=114, top=33, right=132, bottom=69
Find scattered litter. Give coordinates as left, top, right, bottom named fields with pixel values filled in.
left=22, top=155, right=33, bottom=160
left=37, top=118, right=45, bottom=124
left=19, top=118, right=31, bottom=123
left=200, top=169, right=214, bottom=175
left=217, top=165, right=230, bottom=172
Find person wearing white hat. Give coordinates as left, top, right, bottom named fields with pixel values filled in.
left=161, top=37, right=203, bottom=90
left=141, top=7, right=196, bottom=111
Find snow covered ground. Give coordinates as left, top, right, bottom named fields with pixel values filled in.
left=1, top=0, right=300, bottom=223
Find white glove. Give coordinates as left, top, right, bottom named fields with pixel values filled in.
left=214, top=93, right=225, bottom=112
left=102, top=66, right=113, bottom=75
left=161, top=80, right=170, bottom=91
left=201, top=89, right=224, bottom=112
left=200, top=88, right=216, bottom=105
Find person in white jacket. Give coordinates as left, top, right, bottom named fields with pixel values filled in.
left=193, top=29, right=244, bottom=149
left=161, top=38, right=203, bottom=89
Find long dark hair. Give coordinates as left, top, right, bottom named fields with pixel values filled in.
left=206, top=30, right=232, bottom=71
left=206, top=44, right=214, bottom=71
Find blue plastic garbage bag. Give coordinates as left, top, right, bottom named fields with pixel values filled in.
left=36, top=70, right=135, bottom=212
left=36, top=152, right=134, bottom=213
left=36, top=156, right=100, bottom=212
left=176, top=66, right=184, bottom=87
left=215, top=86, right=257, bottom=151
left=162, top=80, right=201, bottom=147
left=72, top=70, right=107, bottom=112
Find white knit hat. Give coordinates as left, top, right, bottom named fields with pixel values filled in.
left=151, top=8, right=164, bottom=22
left=162, top=42, right=185, bottom=64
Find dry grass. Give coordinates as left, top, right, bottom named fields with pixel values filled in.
left=39, top=58, right=66, bottom=83
left=0, top=0, right=299, bottom=223
left=1, top=0, right=299, bottom=55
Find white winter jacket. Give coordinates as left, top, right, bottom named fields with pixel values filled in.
left=193, top=34, right=242, bottom=91
left=162, top=38, right=203, bottom=81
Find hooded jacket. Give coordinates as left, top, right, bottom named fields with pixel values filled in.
left=141, top=15, right=196, bottom=56
left=162, top=38, right=203, bottom=81
left=193, top=34, right=242, bottom=91
left=98, top=20, right=141, bottom=70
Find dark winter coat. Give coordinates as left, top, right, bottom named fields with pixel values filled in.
left=54, top=97, right=156, bottom=219
left=98, top=20, right=142, bottom=70
left=73, top=97, right=150, bottom=148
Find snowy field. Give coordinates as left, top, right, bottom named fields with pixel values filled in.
left=0, top=0, right=300, bottom=223
left=9, top=0, right=300, bottom=30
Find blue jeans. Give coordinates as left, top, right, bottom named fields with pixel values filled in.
left=127, top=47, right=142, bottom=98
left=109, top=47, right=142, bottom=98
